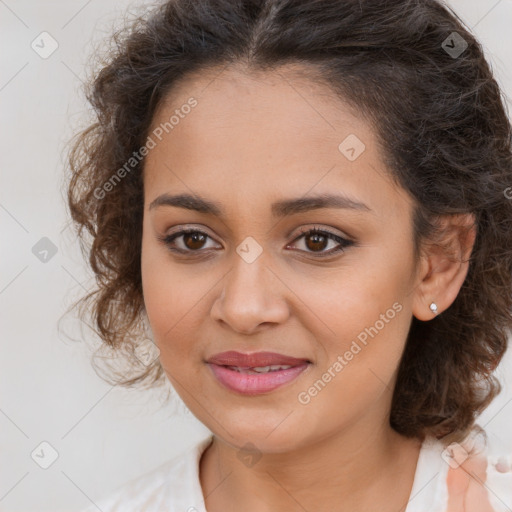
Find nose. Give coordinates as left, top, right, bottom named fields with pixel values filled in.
left=210, top=252, right=290, bottom=335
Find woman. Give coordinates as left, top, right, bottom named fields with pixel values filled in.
left=67, top=0, right=512, bottom=510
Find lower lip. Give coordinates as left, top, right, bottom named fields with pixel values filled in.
left=208, top=363, right=310, bottom=395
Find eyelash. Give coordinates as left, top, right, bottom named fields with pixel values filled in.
left=157, top=226, right=354, bottom=258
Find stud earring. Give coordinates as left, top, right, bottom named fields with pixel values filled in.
left=429, top=302, right=438, bottom=315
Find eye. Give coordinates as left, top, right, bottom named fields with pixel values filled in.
left=157, top=225, right=355, bottom=257
left=287, top=226, right=354, bottom=257
left=157, top=227, right=220, bottom=254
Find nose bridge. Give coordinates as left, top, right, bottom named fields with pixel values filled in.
left=212, top=239, right=289, bottom=333
left=225, top=241, right=272, bottom=306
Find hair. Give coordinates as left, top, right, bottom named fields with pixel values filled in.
left=66, top=0, right=512, bottom=443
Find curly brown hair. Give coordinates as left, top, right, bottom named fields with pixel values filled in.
left=66, top=0, right=512, bottom=443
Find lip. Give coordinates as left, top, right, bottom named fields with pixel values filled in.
left=206, top=351, right=310, bottom=367
left=206, top=351, right=311, bottom=395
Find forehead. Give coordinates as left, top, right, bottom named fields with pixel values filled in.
left=143, top=64, right=413, bottom=222
left=147, top=63, right=367, bottom=155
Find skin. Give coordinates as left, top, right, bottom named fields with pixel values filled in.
left=140, top=63, right=483, bottom=512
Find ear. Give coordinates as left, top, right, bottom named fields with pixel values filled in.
left=412, top=213, right=476, bottom=321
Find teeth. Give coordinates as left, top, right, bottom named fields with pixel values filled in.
left=255, top=365, right=293, bottom=372
left=228, top=365, right=293, bottom=373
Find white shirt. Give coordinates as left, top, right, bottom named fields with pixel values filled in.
left=81, top=433, right=512, bottom=512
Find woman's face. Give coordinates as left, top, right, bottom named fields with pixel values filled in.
left=141, top=65, right=423, bottom=453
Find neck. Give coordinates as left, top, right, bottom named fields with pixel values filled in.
left=200, top=418, right=423, bottom=512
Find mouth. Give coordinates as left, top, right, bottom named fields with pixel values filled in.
left=223, top=364, right=297, bottom=374
left=205, top=351, right=312, bottom=395
left=206, top=350, right=311, bottom=367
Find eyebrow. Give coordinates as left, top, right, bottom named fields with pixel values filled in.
left=148, top=192, right=371, bottom=217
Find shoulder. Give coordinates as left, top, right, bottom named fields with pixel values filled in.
left=80, top=434, right=213, bottom=512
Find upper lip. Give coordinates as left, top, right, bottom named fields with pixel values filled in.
left=207, top=351, right=310, bottom=367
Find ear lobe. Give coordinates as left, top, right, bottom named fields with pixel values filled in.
left=412, top=213, right=476, bottom=321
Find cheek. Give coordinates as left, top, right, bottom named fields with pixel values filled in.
left=141, top=242, right=173, bottom=329
left=140, top=236, right=216, bottom=369
left=141, top=235, right=186, bottom=343
left=295, top=254, right=411, bottom=344
left=292, top=243, right=414, bottom=391
left=292, top=278, right=410, bottom=432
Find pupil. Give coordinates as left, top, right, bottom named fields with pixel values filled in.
left=306, top=233, right=327, bottom=251
left=185, top=232, right=206, bottom=250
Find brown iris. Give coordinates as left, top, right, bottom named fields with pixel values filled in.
left=183, top=232, right=207, bottom=250
left=304, top=232, right=328, bottom=252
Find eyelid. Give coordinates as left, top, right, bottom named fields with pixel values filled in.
left=163, top=224, right=219, bottom=241
left=291, top=224, right=353, bottom=242
left=158, top=224, right=355, bottom=256
left=163, top=223, right=352, bottom=242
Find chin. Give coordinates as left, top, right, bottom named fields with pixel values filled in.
left=202, top=410, right=311, bottom=454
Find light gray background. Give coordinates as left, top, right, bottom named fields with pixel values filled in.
left=1, top=1, right=511, bottom=511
